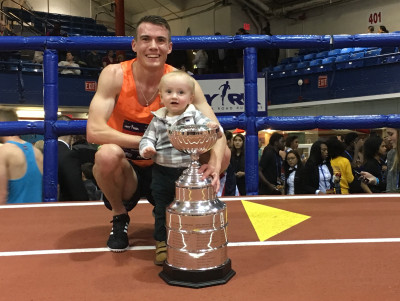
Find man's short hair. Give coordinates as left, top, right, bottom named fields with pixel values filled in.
left=135, top=15, right=171, bottom=41
left=0, top=108, right=18, bottom=122
left=269, top=132, right=283, bottom=146
left=225, top=130, right=233, bottom=141
left=344, top=132, right=358, bottom=146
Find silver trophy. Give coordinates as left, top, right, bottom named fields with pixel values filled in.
left=159, top=124, right=235, bottom=288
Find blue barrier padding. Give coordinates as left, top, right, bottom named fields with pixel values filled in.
left=256, top=115, right=400, bottom=131
left=54, top=120, right=87, bottom=135
left=333, top=33, right=400, bottom=48
left=0, top=121, right=44, bottom=135
left=43, top=50, right=59, bottom=202
left=243, top=47, right=259, bottom=194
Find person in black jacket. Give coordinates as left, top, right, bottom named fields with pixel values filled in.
left=223, top=131, right=237, bottom=196
left=283, top=150, right=303, bottom=195
left=362, top=135, right=387, bottom=193
left=259, top=132, right=285, bottom=195
left=57, top=115, right=89, bottom=201
left=298, top=140, right=334, bottom=194
left=231, top=133, right=246, bottom=195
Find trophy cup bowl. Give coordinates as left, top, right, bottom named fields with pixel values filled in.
left=159, top=124, right=235, bottom=288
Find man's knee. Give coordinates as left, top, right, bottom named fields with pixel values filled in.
left=94, top=144, right=125, bottom=173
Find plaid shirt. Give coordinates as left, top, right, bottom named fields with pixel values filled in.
left=139, top=104, right=211, bottom=168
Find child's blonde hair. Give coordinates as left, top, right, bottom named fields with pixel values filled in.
left=159, top=70, right=195, bottom=94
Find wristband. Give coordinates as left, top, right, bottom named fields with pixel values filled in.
left=375, top=177, right=379, bottom=185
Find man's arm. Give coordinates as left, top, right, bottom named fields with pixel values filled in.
left=192, top=80, right=229, bottom=180
left=86, top=64, right=141, bottom=148
left=73, top=63, right=81, bottom=75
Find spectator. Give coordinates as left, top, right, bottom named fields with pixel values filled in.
left=222, top=130, right=237, bottom=196
left=259, top=132, right=285, bottom=195
left=258, top=22, right=280, bottom=71
left=0, top=21, right=13, bottom=67
left=235, top=28, right=249, bottom=73
left=33, top=51, right=44, bottom=64
left=343, top=132, right=364, bottom=170
left=57, top=115, right=89, bottom=201
left=231, top=133, right=246, bottom=196
left=378, top=25, right=389, bottom=33
left=343, top=132, right=365, bottom=193
left=179, top=64, right=194, bottom=76
left=102, top=50, right=116, bottom=67
left=81, top=162, right=102, bottom=200
left=362, top=135, right=387, bottom=193
left=285, top=135, right=299, bottom=153
left=139, top=70, right=220, bottom=265
left=117, top=53, right=125, bottom=63
left=385, top=128, right=400, bottom=192
left=367, top=26, right=375, bottom=33
left=326, top=137, right=354, bottom=194
left=71, top=135, right=97, bottom=166
left=0, top=20, right=12, bottom=36
left=297, top=140, right=334, bottom=194
left=283, top=150, right=303, bottom=195
left=0, top=108, right=43, bottom=204
left=207, top=32, right=225, bottom=74
left=85, top=50, right=102, bottom=76
left=46, top=22, right=67, bottom=37
left=192, top=49, right=208, bottom=74
left=58, top=51, right=81, bottom=75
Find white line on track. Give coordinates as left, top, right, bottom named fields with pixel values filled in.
left=1, top=194, right=400, bottom=209
left=2, top=237, right=400, bottom=257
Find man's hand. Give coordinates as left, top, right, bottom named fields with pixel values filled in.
left=141, top=146, right=156, bottom=159
left=207, top=121, right=223, bottom=138
left=198, top=163, right=221, bottom=193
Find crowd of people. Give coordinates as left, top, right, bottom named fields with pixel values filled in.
left=254, top=129, right=399, bottom=196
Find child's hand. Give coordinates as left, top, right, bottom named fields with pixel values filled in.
left=141, top=146, right=156, bottom=159
left=207, top=122, right=223, bottom=138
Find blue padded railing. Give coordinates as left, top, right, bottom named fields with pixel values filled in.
left=1, top=33, right=400, bottom=200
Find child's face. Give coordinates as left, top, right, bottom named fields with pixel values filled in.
left=160, top=75, right=194, bottom=116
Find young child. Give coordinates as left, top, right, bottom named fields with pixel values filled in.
left=139, top=70, right=221, bottom=265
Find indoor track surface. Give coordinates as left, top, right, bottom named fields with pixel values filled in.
left=1, top=194, right=400, bottom=301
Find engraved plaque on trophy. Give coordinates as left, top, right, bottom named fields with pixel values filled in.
left=159, top=124, right=236, bottom=288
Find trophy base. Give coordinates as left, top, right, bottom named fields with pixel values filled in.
left=159, top=259, right=236, bottom=288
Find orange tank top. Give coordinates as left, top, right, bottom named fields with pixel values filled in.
left=107, top=58, right=175, bottom=167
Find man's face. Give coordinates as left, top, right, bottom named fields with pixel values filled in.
left=277, top=137, right=285, bottom=151
left=132, top=22, right=172, bottom=69
left=66, top=53, right=73, bottom=62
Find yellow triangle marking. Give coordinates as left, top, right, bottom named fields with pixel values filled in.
left=241, top=200, right=311, bottom=241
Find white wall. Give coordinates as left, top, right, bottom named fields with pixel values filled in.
left=26, top=0, right=90, bottom=17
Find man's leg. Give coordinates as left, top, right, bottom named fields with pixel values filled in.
left=93, top=144, right=137, bottom=251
